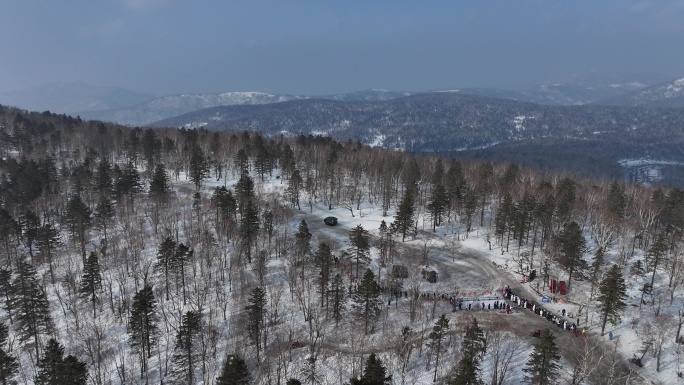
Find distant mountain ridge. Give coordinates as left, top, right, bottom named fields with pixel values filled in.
left=147, top=92, right=684, bottom=152
left=0, top=81, right=155, bottom=114
left=78, top=89, right=418, bottom=126
left=4, top=73, right=678, bottom=127
left=78, top=91, right=305, bottom=127
left=595, top=77, right=684, bottom=107
left=78, top=81, right=657, bottom=127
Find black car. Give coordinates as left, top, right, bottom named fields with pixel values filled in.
left=324, top=217, right=338, bottom=226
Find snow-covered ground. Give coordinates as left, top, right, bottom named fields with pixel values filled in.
left=4, top=152, right=679, bottom=384
left=171, top=168, right=681, bottom=384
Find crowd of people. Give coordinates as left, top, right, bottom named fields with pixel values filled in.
left=502, top=285, right=587, bottom=336
left=404, top=285, right=588, bottom=337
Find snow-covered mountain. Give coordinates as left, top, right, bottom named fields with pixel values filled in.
left=147, top=92, right=684, bottom=156
left=0, top=81, right=155, bottom=114
left=596, top=77, right=684, bottom=107
left=78, top=89, right=419, bottom=126
left=78, top=92, right=306, bottom=126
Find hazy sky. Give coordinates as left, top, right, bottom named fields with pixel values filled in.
left=1, top=0, right=683, bottom=96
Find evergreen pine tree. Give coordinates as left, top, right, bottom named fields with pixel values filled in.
left=0, top=323, right=18, bottom=385
left=499, top=163, right=519, bottom=191
left=253, top=136, right=272, bottom=181
left=558, top=221, right=586, bottom=290
left=431, top=158, right=445, bottom=185
left=129, top=285, right=159, bottom=379
left=11, top=260, right=52, bottom=362
left=92, top=157, right=112, bottom=195
left=171, top=243, right=193, bottom=305
left=19, top=210, right=39, bottom=258
left=149, top=163, right=170, bottom=195
left=156, top=237, right=176, bottom=300
left=240, top=200, right=260, bottom=264
left=555, top=177, right=576, bottom=222
left=378, top=220, right=392, bottom=265
left=234, top=149, right=249, bottom=175
left=286, top=168, right=303, bottom=209
left=245, top=287, right=267, bottom=360
left=353, top=269, right=381, bottom=334
left=428, top=314, right=450, bottom=382
left=61, top=356, right=88, bottom=385
left=0, top=270, right=14, bottom=324
left=350, top=353, right=391, bottom=385
left=140, top=128, right=159, bottom=169
left=647, top=232, right=669, bottom=290
left=0, top=207, right=20, bottom=268
left=393, top=188, right=415, bottom=242
left=445, top=159, right=466, bottom=208
left=495, top=194, right=514, bottom=252
left=348, top=224, right=371, bottom=278
left=65, top=195, right=92, bottom=264
left=170, top=310, right=203, bottom=384
left=589, top=247, right=605, bottom=298
left=281, top=144, right=296, bottom=180
left=295, top=220, right=312, bottom=263
left=212, top=186, right=237, bottom=223
left=475, top=162, right=494, bottom=227
left=463, top=185, right=479, bottom=233
left=401, top=157, right=421, bottom=189
left=35, top=338, right=87, bottom=385
left=235, top=171, right=255, bottom=213
left=523, top=329, right=560, bottom=385
left=315, top=243, right=333, bottom=307
left=607, top=180, right=626, bottom=219
left=189, top=145, right=209, bottom=190
left=79, top=251, right=102, bottom=318
left=597, top=264, right=628, bottom=336
left=117, top=161, right=142, bottom=199
left=427, top=184, right=448, bottom=232
left=329, top=273, right=346, bottom=326
left=35, top=223, right=61, bottom=284
left=0, top=209, right=17, bottom=266
left=513, top=192, right=536, bottom=246
left=450, top=318, right=486, bottom=385
left=216, top=354, right=251, bottom=385
left=94, top=195, right=114, bottom=243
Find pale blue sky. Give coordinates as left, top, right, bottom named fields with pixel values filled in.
left=1, top=0, right=682, bottom=95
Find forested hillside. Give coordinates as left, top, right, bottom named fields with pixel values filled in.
left=1, top=105, right=684, bottom=384
left=148, top=92, right=684, bottom=154
left=147, top=93, right=684, bottom=187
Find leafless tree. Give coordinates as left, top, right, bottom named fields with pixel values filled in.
left=484, top=320, right=524, bottom=385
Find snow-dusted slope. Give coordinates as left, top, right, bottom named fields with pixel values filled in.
left=597, top=77, right=684, bottom=107
left=78, top=91, right=305, bottom=126
left=79, top=89, right=422, bottom=126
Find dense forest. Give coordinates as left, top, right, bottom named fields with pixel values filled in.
left=1, top=104, right=684, bottom=384
left=148, top=92, right=684, bottom=187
